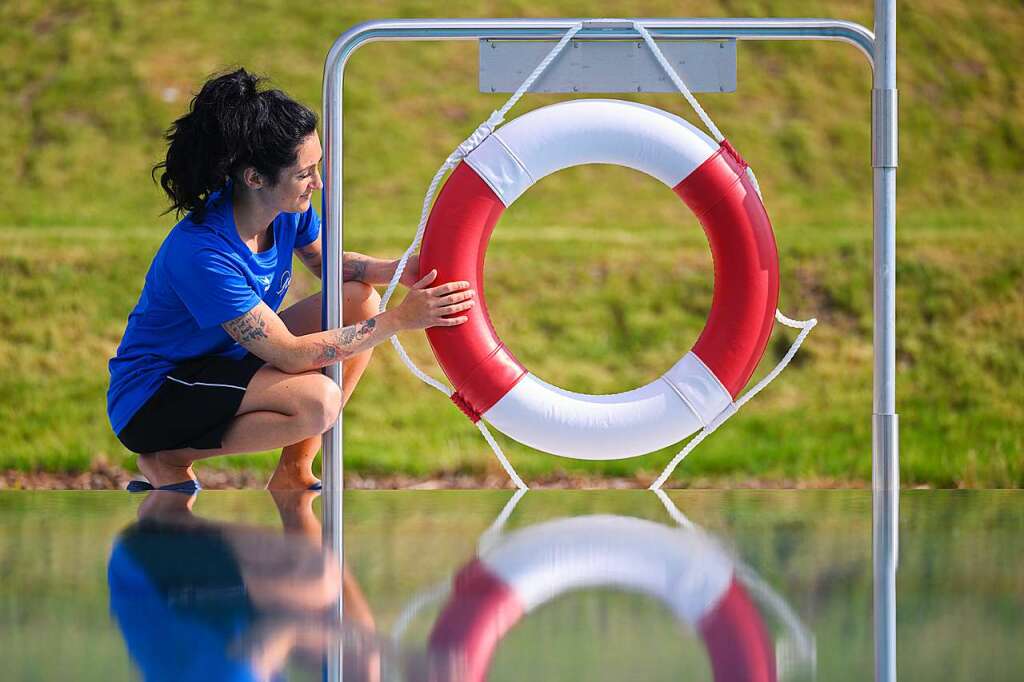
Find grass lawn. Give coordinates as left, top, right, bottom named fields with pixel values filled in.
left=1, top=209, right=1020, bottom=487
left=1, top=0, right=1021, bottom=486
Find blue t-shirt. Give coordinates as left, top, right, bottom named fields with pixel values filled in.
left=107, top=183, right=320, bottom=434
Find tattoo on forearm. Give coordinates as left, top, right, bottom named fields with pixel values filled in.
left=318, top=342, right=338, bottom=362
left=356, top=317, right=376, bottom=339
left=224, top=310, right=268, bottom=344
left=343, top=257, right=368, bottom=282
left=316, top=318, right=378, bottom=365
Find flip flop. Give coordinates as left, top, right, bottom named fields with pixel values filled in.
left=126, top=479, right=202, bottom=494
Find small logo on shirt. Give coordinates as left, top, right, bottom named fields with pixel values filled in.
left=275, top=271, right=292, bottom=296
left=256, top=275, right=273, bottom=292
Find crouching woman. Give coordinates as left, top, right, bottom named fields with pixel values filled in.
left=107, top=68, right=473, bottom=491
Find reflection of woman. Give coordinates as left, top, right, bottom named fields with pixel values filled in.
left=107, top=68, right=474, bottom=491
left=107, top=490, right=377, bottom=681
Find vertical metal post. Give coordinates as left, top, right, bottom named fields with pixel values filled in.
left=872, top=2, right=898, bottom=681
left=322, top=61, right=344, bottom=551
left=872, top=0, right=899, bottom=484
left=322, top=45, right=345, bottom=682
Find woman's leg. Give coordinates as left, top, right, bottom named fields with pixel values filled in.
left=138, top=282, right=381, bottom=489
left=267, top=283, right=380, bottom=488
left=137, top=368, right=343, bottom=486
left=276, top=282, right=380, bottom=405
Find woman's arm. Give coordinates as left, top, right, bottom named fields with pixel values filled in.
left=222, top=271, right=472, bottom=374
left=294, top=237, right=419, bottom=287
left=294, top=240, right=323, bottom=279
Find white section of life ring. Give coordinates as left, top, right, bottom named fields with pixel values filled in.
left=480, top=514, right=734, bottom=625
left=465, top=99, right=719, bottom=207
left=482, top=351, right=732, bottom=460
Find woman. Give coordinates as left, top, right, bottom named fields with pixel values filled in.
left=107, top=68, right=474, bottom=491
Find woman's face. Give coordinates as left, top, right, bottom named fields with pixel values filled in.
left=265, top=132, right=323, bottom=214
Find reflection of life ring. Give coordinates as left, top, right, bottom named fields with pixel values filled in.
left=426, top=515, right=776, bottom=682
left=420, top=99, right=779, bottom=460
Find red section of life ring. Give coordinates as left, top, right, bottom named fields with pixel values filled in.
left=675, top=142, right=780, bottom=395
left=419, top=163, right=523, bottom=421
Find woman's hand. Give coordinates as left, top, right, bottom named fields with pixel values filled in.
left=393, top=270, right=474, bottom=331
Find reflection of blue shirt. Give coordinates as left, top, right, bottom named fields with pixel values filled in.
left=107, top=183, right=320, bottom=433
left=108, top=539, right=258, bottom=682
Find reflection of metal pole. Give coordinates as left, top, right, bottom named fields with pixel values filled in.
left=324, top=487, right=344, bottom=682
left=872, top=2, right=898, bottom=681
left=873, top=481, right=898, bottom=682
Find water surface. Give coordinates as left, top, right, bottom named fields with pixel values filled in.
left=0, top=490, right=1020, bottom=680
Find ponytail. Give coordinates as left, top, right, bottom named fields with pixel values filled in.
left=152, top=68, right=318, bottom=221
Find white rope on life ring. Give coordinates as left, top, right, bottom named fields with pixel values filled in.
left=419, top=99, right=780, bottom=461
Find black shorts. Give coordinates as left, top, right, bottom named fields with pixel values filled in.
left=117, top=353, right=266, bottom=454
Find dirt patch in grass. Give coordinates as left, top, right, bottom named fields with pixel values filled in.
left=1, top=460, right=910, bottom=490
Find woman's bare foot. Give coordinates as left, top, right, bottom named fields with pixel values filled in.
left=266, top=437, right=321, bottom=490
left=137, top=452, right=197, bottom=489
left=266, top=461, right=320, bottom=490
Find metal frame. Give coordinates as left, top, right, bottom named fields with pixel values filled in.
left=321, top=10, right=898, bottom=678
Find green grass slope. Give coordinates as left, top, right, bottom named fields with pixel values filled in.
left=0, top=1, right=1021, bottom=486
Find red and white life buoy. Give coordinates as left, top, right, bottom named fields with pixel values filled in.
left=426, top=516, right=776, bottom=682
left=420, top=99, right=779, bottom=460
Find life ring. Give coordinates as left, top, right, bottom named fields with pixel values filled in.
left=425, top=515, right=776, bottom=682
left=420, top=99, right=779, bottom=460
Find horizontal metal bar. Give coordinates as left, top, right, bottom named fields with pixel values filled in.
left=325, top=19, right=876, bottom=83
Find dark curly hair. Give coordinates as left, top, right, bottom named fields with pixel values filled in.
left=152, top=68, right=318, bottom=221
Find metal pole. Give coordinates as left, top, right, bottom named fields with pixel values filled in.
left=321, top=35, right=346, bottom=682
left=872, top=0, right=899, bottom=487
left=872, top=2, right=899, bottom=681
